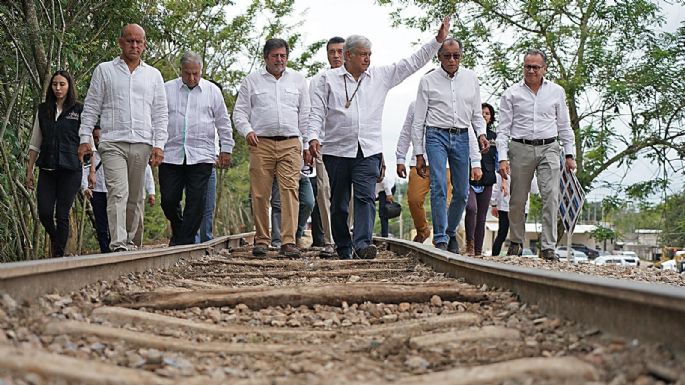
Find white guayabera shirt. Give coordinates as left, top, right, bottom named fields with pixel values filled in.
left=79, top=57, right=168, bottom=148
left=163, top=78, right=235, bottom=165
left=308, top=39, right=441, bottom=158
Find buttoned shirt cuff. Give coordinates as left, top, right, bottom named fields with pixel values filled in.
left=220, top=145, right=233, bottom=154
left=471, top=160, right=481, bottom=168
left=29, top=145, right=40, bottom=153
left=152, top=141, right=166, bottom=150
left=497, top=148, right=509, bottom=162
left=396, top=156, right=406, bottom=165
left=302, top=139, right=309, bottom=151
left=80, top=135, right=92, bottom=145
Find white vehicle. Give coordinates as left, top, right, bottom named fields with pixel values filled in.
left=661, top=259, right=677, bottom=271
left=521, top=248, right=537, bottom=258
left=593, top=256, right=630, bottom=266
left=556, top=247, right=589, bottom=263
left=619, top=251, right=640, bottom=267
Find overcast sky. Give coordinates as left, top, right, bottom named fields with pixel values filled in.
left=289, top=0, right=685, bottom=202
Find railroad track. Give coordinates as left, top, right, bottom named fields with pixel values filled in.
left=0, top=234, right=684, bottom=384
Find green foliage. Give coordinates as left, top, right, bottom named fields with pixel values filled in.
left=378, top=0, right=685, bottom=197
left=590, top=224, right=618, bottom=243
left=0, top=0, right=323, bottom=260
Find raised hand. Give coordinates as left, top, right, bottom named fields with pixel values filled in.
left=436, top=16, right=451, bottom=43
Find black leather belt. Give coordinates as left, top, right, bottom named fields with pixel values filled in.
left=259, top=135, right=299, bottom=141
left=429, top=126, right=469, bottom=134
left=512, top=137, right=556, bottom=146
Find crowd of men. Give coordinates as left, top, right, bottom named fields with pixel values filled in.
left=75, top=18, right=575, bottom=261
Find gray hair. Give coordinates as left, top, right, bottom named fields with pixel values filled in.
left=524, top=49, right=547, bottom=65
left=343, top=35, right=372, bottom=59
left=180, top=51, right=203, bottom=69
left=438, top=38, right=464, bottom=56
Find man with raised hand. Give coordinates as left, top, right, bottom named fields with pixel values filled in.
left=234, top=38, right=310, bottom=258
left=78, top=24, right=168, bottom=252
left=497, top=49, right=576, bottom=261
left=308, top=17, right=451, bottom=260
left=412, top=38, right=488, bottom=253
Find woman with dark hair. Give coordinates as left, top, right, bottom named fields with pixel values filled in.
left=464, top=103, right=498, bottom=256
left=26, top=70, right=91, bottom=257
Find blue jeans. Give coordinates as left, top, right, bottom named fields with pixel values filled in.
left=271, top=175, right=315, bottom=245
left=425, top=127, right=470, bottom=245
left=195, top=167, right=216, bottom=243
left=323, top=147, right=381, bottom=258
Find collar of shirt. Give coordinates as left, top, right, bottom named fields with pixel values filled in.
left=337, top=65, right=372, bottom=81
left=519, top=77, right=550, bottom=92
left=113, top=56, right=148, bottom=71
left=438, top=65, right=459, bottom=80
left=177, top=78, right=205, bottom=93
left=259, top=67, right=290, bottom=79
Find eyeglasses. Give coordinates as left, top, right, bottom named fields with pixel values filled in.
left=524, top=64, right=544, bottom=72
left=441, top=53, right=462, bottom=60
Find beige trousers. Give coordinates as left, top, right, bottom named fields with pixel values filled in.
left=99, top=141, right=152, bottom=251
left=249, top=138, right=301, bottom=246
left=508, top=140, right=561, bottom=250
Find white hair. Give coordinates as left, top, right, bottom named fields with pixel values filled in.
left=343, top=35, right=372, bottom=60
left=180, top=51, right=203, bottom=69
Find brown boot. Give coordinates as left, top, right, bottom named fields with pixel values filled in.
left=413, top=229, right=431, bottom=243
left=465, top=239, right=475, bottom=256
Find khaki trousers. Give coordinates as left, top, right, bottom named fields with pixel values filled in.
left=407, top=166, right=452, bottom=236
left=314, top=156, right=333, bottom=245
left=508, top=140, right=561, bottom=250
left=249, top=138, right=301, bottom=246
left=98, top=141, right=152, bottom=251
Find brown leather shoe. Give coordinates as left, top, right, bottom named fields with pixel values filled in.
left=465, top=240, right=475, bottom=256
left=279, top=243, right=301, bottom=258
left=540, top=249, right=559, bottom=261
left=413, top=229, right=431, bottom=243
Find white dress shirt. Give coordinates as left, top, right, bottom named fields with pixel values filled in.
left=81, top=155, right=154, bottom=195
left=233, top=68, right=310, bottom=149
left=376, top=176, right=395, bottom=196
left=79, top=57, right=168, bottom=148
left=163, top=78, right=234, bottom=165
left=308, top=39, right=441, bottom=158
left=411, top=66, right=485, bottom=167
left=308, top=73, right=326, bottom=142
left=496, top=79, right=575, bottom=161
left=395, top=101, right=424, bottom=167
left=491, top=173, right=538, bottom=213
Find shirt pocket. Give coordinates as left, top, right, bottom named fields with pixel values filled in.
left=250, top=90, right=270, bottom=108
left=283, top=88, right=300, bottom=107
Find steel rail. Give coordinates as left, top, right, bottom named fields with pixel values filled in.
left=0, top=233, right=253, bottom=302
left=380, top=238, right=685, bottom=355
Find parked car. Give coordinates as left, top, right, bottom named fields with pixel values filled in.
left=619, top=251, right=640, bottom=267
left=593, top=256, right=630, bottom=266
left=556, top=247, right=589, bottom=263
left=571, top=243, right=599, bottom=259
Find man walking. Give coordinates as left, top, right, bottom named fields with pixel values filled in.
left=160, top=51, right=234, bottom=245
left=308, top=36, right=345, bottom=257
left=234, top=38, right=310, bottom=257
left=308, top=17, right=451, bottom=260
left=78, top=24, right=168, bottom=252
left=497, top=49, right=576, bottom=260
left=412, top=38, right=489, bottom=252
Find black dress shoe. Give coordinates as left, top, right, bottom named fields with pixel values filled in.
left=447, top=236, right=459, bottom=253
left=252, top=244, right=268, bottom=256
left=435, top=242, right=448, bottom=251
left=506, top=242, right=522, bottom=256
left=355, top=245, right=377, bottom=259
left=540, top=249, right=559, bottom=261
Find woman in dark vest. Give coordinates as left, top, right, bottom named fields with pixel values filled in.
left=464, top=103, right=498, bottom=256
left=25, top=70, right=89, bottom=257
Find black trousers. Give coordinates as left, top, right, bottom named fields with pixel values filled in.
left=492, top=210, right=509, bottom=256
left=309, top=176, right=325, bottom=246
left=91, top=191, right=111, bottom=253
left=37, top=168, right=81, bottom=257
left=159, top=162, right=213, bottom=245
